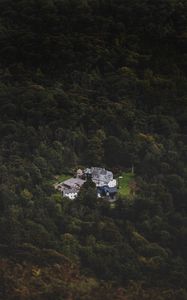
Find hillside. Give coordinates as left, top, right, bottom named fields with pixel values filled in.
left=0, top=0, right=187, bottom=299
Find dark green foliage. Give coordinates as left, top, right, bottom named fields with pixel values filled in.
left=0, top=0, right=186, bottom=298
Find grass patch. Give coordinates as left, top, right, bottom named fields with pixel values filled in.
left=118, top=172, right=135, bottom=197
left=57, top=174, right=72, bottom=183
left=48, top=173, right=72, bottom=186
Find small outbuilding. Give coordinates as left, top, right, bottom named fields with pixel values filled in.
left=76, top=169, right=83, bottom=178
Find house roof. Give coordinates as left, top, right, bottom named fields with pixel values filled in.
left=97, top=186, right=117, bottom=194
left=108, top=187, right=117, bottom=193
left=85, top=167, right=113, bottom=184
left=62, top=178, right=85, bottom=188
left=108, top=179, right=117, bottom=188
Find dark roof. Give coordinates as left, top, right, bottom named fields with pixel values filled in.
left=108, top=187, right=117, bottom=193
left=97, top=186, right=117, bottom=194
left=100, top=169, right=107, bottom=175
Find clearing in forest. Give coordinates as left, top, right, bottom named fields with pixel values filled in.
left=118, top=172, right=135, bottom=197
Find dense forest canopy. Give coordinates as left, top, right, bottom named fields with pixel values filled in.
left=0, top=0, right=187, bottom=299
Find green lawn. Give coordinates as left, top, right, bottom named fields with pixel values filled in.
left=57, top=174, right=72, bottom=183
left=48, top=173, right=72, bottom=186
left=118, top=172, right=135, bottom=197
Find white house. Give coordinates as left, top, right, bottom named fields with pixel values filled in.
left=108, top=179, right=117, bottom=188
left=63, top=188, right=78, bottom=200
left=56, top=167, right=117, bottom=200
left=55, top=177, right=85, bottom=200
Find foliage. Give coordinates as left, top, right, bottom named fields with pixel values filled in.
left=0, top=0, right=186, bottom=298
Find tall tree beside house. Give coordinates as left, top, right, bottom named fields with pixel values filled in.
left=86, top=130, right=106, bottom=166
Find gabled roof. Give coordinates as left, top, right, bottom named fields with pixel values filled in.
left=62, top=178, right=85, bottom=188
left=108, top=179, right=117, bottom=188
left=85, top=167, right=113, bottom=184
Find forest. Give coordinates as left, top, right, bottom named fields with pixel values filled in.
left=0, top=0, right=187, bottom=299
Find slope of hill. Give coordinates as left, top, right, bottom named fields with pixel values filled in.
left=0, top=0, right=186, bottom=299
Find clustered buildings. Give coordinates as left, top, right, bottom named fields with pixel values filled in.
left=55, top=167, right=117, bottom=200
